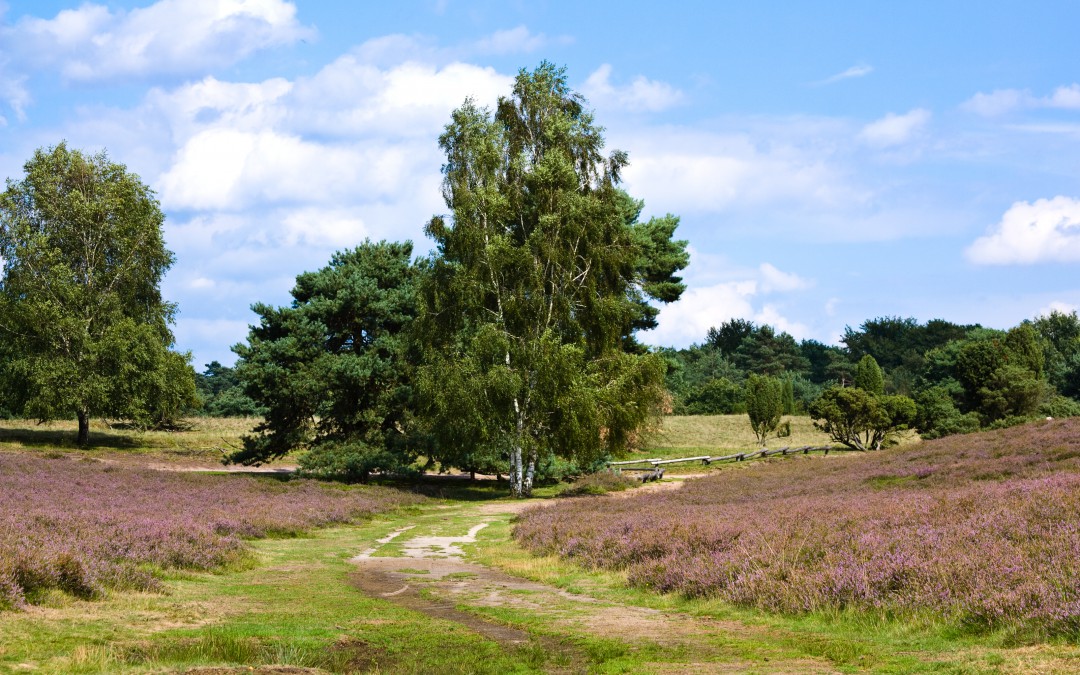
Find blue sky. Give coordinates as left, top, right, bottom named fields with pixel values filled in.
left=2, top=1, right=1079, bottom=368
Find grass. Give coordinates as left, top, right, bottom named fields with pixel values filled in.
left=645, top=413, right=839, bottom=452
left=0, top=525, right=545, bottom=674
left=0, top=416, right=264, bottom=466
left=625, top=414, right=919, bottom=471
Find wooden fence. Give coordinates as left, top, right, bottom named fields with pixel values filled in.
left=607, top=444, right=856, bottom=481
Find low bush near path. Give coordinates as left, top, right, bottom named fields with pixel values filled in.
left=0, top=453, right=422, bottom=609
left=514, top=418, right=1080, bottom=637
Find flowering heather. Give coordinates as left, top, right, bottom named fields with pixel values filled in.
left=514, top=418, right=1080, bottom=634
left=0, top=453, right=421, bottom=609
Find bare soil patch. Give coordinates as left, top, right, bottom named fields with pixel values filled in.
left=348, top=507, right=834, bottom=673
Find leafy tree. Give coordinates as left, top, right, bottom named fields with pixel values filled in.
left=733, top=325, right=809, bottom=377
left=854, top=354, right=885, bottom=394
left=953, top=330, right=1045, bottom=423
left=781, top=377, right=796, bottom=415
left=195, top=361, right=264, bottom=417
left=799, top=338, right=851, bottom=385
left=913, top=382, right=980, bottom=439
left=229, top=241, right=420, bottom=481
left=706, top=319, right=755, bottom=356
left=745, top=374, right=784, bottom=446
left=683, top=377, right=744, bottom=415
left=1005, top=323, right=1044, bottom=378
left=617, top=192, right=689, bottom=345
left=844, top=316, right=975, bottom=375
left=417, top=63, right=675, bottom=497
left=1033, top=310, right=1080, bottom=398
left=809, top=387, right=916, bottom=451
left=0, top=142, right=195, bottom=444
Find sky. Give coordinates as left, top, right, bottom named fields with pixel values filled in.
left=1, top=0, right=1078, bottom=369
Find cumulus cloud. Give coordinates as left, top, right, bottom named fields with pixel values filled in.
left=966, top=196, right=1080, bottom=264
left=581, top=64, right=685, bottom=113
left=8, top=0, right=313, bottom=82
left=759, top=263, right=812, bottom=293
left=619, top=127, right=861, bottom=218
left=640, top=259, right=813, bottom=347
left=811, top=63, right=874, bottom=86
left=963, top=84, right=1080, bottom=116
left=150, top=60, right=510, bottom=212
left=1037, top=301, right=1078, bottom=318
left=471, top=25, right=553, bottom=54
left=0, top=64, right=29, bottom=122
left=858, top=108, right=931, bottom=147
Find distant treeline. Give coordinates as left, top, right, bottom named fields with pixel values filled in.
left=660, top=313, right=1080, bottom=438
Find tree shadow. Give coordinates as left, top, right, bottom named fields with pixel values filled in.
left=380, top=475, right=516, bottom=502
left=0, top=425, right=143, bottom=450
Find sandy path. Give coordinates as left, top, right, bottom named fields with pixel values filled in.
left=349, top=482, right=839, bottom=674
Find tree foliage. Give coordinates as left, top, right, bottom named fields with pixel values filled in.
left=854, top=354, right=885, bottom=395
left=0, top=142, right=195, bottom=444
left=230, top=241, right=420, bottom=481
left=745, top=374, right=784, bottom=446
left=1033, top=310, right=1080, bottom=398
left=417, top=63, right=680, bottom=496
left=195, top=361, right=264, bottom=417
left=809, top=387, right=916, bottom=451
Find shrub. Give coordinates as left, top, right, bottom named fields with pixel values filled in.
left=745, top=374, right=783, bottom=446
left=558, top=471, right=640, bottom=497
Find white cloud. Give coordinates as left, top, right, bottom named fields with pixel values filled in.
left=0, top=65, right=29, bottom=121
left=824, top=297, right=840, bottom=317
left=858, top=108, right=931, bottom=147
left=812, top=64, right=874, bottom=86
left=759, top=263, right=811, bottom=293
left=471, top=25, right=551, bottom=54
left=280, top=207, right=369, bottom=247
left=1037, top=301, right=1078, bottom=318
left=287, top=59, right=511, bottom=137
left=641, top=257, right=813, bottom=347
left=963, top=84, right=1080, bottom=116
left=966, top=196, right=1080, bottom=265
left=581, top=64, right=685, bottom=113
left=620, top=128, right=860, bottom=216
left=10, top=0, right=313, bottom=82
left=754, top=305, right=810, bottom=340
left=645, top=280, right=757, bottom=346
left=153, top=60, right=511, bottom=212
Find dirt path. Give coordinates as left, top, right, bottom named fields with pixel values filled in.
left=348, top=482, right=838, bottom=674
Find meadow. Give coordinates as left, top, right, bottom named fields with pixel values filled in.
left=0, top=417, right=261, bottom=466
left=515, top=418, right=1080, bottom=638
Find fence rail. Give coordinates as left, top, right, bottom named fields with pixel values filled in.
left=607, top=444, right=857, bottom=478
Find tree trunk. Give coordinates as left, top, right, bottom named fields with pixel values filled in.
left=523, top=449, right=536, bottom=497
left=76, top=409, right=90, bottom=446
left=510, top=398, right=525, bottom=497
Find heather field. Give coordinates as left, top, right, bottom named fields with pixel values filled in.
left=514, top=418, right=1080, bottom=637
left=0, top=452, right=422, bottom=609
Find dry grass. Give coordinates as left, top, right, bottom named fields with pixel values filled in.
left=644, top=414, right=832, bottom=451
left=637, top=414, right=917, bottom=461
left=0, top=417, right=262, bottom=466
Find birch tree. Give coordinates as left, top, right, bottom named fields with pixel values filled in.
left=418, top=63, right=682, bottom=496
left=0, top=143, right=194, bottom=445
